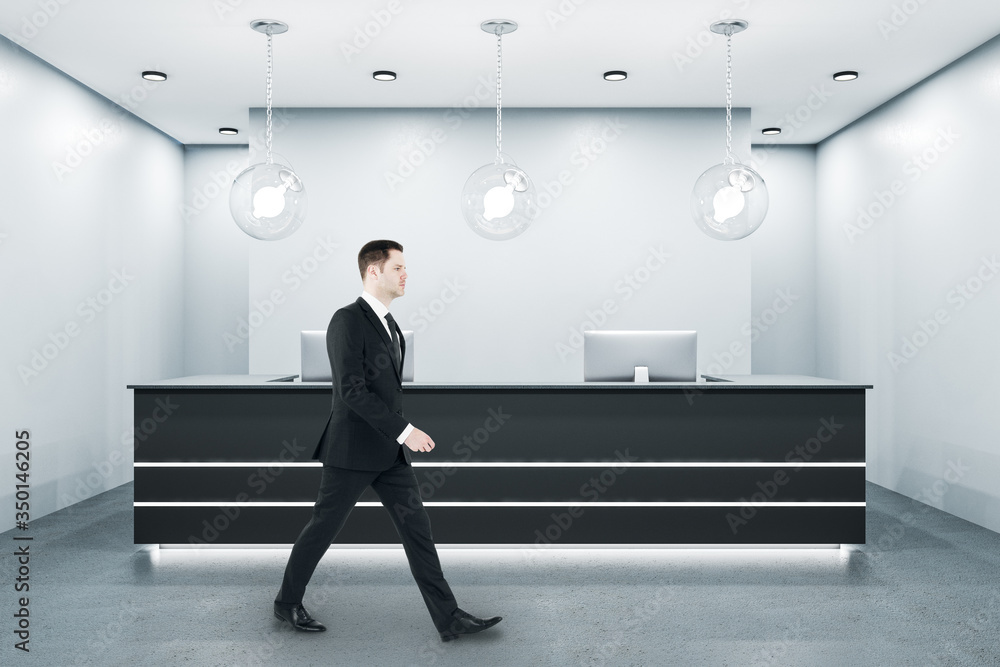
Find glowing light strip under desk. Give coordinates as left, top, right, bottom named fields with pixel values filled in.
left=135, top=501, right=866, bottom=508
left=133, top=461, right=866, bottom=468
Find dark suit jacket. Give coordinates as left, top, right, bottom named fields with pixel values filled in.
left=311, top=297, right=411, bottom=471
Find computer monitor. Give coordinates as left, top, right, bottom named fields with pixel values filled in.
left=583, top=330, right=697, bottom=382
left=301, top=330, right=414, bottom=382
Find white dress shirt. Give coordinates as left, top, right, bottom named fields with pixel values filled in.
left=360, top=290, right=414, bottom=444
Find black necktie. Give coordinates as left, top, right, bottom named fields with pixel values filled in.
left=384, top=312, right=401, bottom=372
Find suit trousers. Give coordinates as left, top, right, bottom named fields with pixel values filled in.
left=276, top=447, right=458, bottom=631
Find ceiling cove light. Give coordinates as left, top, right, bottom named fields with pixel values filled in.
left=219, top=127, right=239, bottom=136
left=460, top=19, right=535, bottom=241
left=141, top=70, right=167, bottom=81
left=604, top=70, right=627, bottom=81
left=833, top=70, right=859, bottom=81
left=373, top=70, right=396, bottom=81
left=691, top=19, right=768, bottom=241
left=229, top=20, right=307, bottom=241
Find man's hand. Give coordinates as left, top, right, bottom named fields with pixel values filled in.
left=404, top=427, right=435, bottom=453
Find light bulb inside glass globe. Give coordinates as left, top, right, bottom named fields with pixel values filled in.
left=460, top=157, right=535, bottom=241
left=483, top=183, right=516, bottom=221
left=230, top=163, right=307, bottom=241
left=712, top=186, right=745, bottom=222
left=250, top=169, right=301, bottom=218
left=692, top=162, right=768, bottom=241
left=252, top=187, right=286, bottom=218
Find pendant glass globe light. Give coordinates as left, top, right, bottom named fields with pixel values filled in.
left=229, top=20, right=307, bottom=241
left=692, top=20, right=768, bottom=241
left=460, top=20, right=535, bottom=241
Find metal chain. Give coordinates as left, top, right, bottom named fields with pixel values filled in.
left=495, top=27, right=503, bottom=162
left=265, top=27, right=274, bottom=165
left=724, top=30, right=734, bottom=164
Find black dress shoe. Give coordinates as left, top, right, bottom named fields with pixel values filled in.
left=439, top=608, right=502, bottom=642
left=273, top=603, right=326, bottom=632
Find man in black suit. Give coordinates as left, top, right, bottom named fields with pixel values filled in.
left=274, top=240, right=501, bottom=642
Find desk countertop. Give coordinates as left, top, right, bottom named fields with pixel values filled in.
left=128, top=374, right=872, bottom=390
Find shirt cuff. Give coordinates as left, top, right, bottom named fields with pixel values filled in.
left=397, top=423, right=414, bottom=444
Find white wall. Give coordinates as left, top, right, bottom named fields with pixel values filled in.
left=816, top=35, right=1000, bottom=532
left=181, top=145, right=250, bottom=375
left=749, top=144, right=817, bottom=375
left=0, top=37, right=184, bottom=531
left=245, top=107, right=754, bottom=382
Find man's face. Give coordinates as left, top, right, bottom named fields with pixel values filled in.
left=375, top=250, right=407, bottom=299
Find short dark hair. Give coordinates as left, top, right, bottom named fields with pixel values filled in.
left=358, top=240, right=403, bottom=281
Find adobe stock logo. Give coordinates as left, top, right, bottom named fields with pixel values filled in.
left=338, top=0, right=406, bottom=63
left=544, top=0, right=588, bottom=31
left=877, top=0, right=932, bottom=40
left=689, top=288, right=799, bottom=385
left=8, top=0, right=73, bottom=46
left=17, top=269, right=136, bottom=385
left=671, top=3, right=755, bottom=72
left=525, top=117, right=628, bottom=221
left=556, top=245, right=670, bottom=361
left=187, top=439, right=308, bottom=545
left=407, top=278, right=467, bottom=333
left=843, top=126, right=960, bottom=244
left=223, top=236, right=339, bottom=351
left=50, top=77, right=165, bottom=182
left=51, top=120, right=120, bottom=182
left=384, top=128, right=448, bottom=192
left=555, top=244, right=670, bottom=363
left=383, top=76, right=496, bottom=193
left=726, top=416, right=844, bottom=535
left=887, top=255, right=999, bottom=372
left=523, top=448, right=639, bottom=558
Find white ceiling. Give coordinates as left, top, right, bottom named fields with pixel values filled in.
left=2, top=0, right=1000, bottom=145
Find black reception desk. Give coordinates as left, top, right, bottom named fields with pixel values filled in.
left=128, top=375, right=870, bottom=546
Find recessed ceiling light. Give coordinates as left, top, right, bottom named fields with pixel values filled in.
left=603, top=70, right=627, bottom=81
left=373, top=70, right=396, bottom=81
left=218, top=127, right=239, bottom=136
left=833, top=70, right=859, bottom=81
left=761, top=127, right=781, bottom=136
left=142, top=70, right=167, bottom=82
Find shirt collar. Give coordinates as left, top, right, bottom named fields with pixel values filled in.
left=360, top=290, right=390, bottom=321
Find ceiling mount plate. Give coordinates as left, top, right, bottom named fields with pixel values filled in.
left=481, top=19, right=518, bottom=35
left=710, top=19, right=748, bottom=36
left=250, top=19, right=289, bottom=35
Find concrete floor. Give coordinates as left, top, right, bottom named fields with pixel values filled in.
left=2, top=482, right=998, bottom=666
